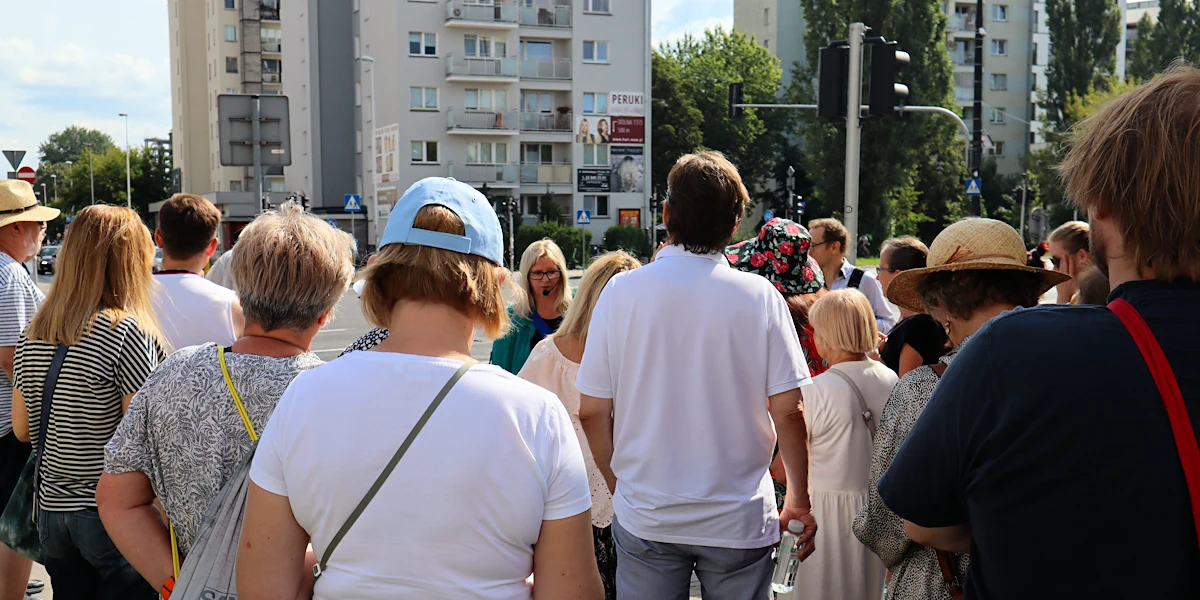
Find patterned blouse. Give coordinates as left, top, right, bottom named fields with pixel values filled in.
left=104, top=344, right=323, bottom=555
left=853, top=338, right=972, bottom=600
left=341, top=328, right=389, bottom=356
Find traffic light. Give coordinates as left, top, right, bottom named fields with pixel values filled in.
left=868, top=41, right=910, bottom=118
left=729, top=83, right=745, bottom=119
left=817, top=43, right=849, bottom=121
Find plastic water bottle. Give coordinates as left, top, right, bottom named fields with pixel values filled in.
left=770, top=520, right=805, bottom=594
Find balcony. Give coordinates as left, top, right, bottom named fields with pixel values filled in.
left=521, top=57, right=572, bottom=80
left=445, top=54, right=519, bottom=81
left=947, top=14, right=975, bottom=32
left=521, top=162, right=572, bottom=185
left=263, top=72, right=282, bottom=83
left=951, top=51, right=975, bottom=67
left=955, top=86, right=972, bottom=102
left=447, top=109, right=519, bottom=134
left=446, top=0, right=519, bottom=28
left=520, top=110, right=572, bottom=132
left=262, top=41, right=281, bottom=54
left=448, top=163, right=520, bottom=188
left=520, top=4, right=572, bottom=28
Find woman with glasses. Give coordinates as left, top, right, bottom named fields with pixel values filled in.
left=875, top=238, right=948, bottom=377
left=491, top=240, right=572, bottom=374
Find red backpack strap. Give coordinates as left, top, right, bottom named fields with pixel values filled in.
left=1109, top=298, right=1200, bottom=545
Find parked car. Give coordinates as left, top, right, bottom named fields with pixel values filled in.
left=37, top=245, right=59, bottom=275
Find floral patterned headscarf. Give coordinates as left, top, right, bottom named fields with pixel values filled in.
left=725, top=218, right=824, bottom=296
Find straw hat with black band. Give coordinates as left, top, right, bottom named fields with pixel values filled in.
left=886, top=218, right=1069, bottom=314
left=0, top=180, right=61, bottom=229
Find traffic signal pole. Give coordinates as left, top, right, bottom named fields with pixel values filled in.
left=843, top=23, right=866, bottom=263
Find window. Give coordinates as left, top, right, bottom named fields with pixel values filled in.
left=410, top=86, right=438, bottom=110
left=583, top=0, right=610, bottom=12
left=585, top=195, right=610, bottom=218
left=464, top=35, right=507, bottom=58
left=465, top=88, right=508, bottom=110
left=411, top=141, right=439, bottom=163
left=764, top=7, right=770, bottom=25
left=764, top=39, right=770, bottom=51
left=224, top=26, right=237, bottom=42
left=991, top=39, right=1007, bottom=56
left=467, top=142, right=508, bottom=164
left=988, top=141, right=1006, bottom=157
left=1032, top=43, right=1038, bottom=65
left=263, top=58, right=281, bottom=74
left=583, top=143, right=609, bottom=166
left=992, top=4, right=1007, bottom=20
left=990, top=74, right=1007, bottom=90
left=523, top=143, right=553, bottom=164
left=409, top=32, right=437, bottom=56
left=523, top=195, right=542, bottom=216
left=583, top=40, right=609, bottom=63
left=583, top=92, right=608, bottom=114
left=989, top=107, right=1006, bottom=124
left=1033, top=11, right=1039, bottom=31
left=225, top=57, right=238, bottom=73
left=521, top=40, right=553, bottom=60
left=522, top=92, right=554, bottom=112
left=230, top=180, right=242, bottom=192
left=224, top=0, right=235, bottom=8
left=225, top=88, right=239, bottom=94
left=963, top=107, right=974, bottom=121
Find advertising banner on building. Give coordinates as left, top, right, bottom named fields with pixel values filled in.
left=375, top=123, right=400, bottom=185
left=577, top=168, right=612, bottom=193
left=619, top=209, right=641, bottom=228
left=609, top=92, right=645, bottom=116
left=576, top=115, right=613, bottom=144
left=608, top=92, right=645, bottom=144
left=609, top=146, right=644, bottom=194
left=610, top=116, right=644, bottom=144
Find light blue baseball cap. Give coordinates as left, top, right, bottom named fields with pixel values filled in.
left=379, top=177, right=504, bottom=265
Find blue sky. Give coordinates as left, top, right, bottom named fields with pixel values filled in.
left=0, top=0, right=732, bottom=172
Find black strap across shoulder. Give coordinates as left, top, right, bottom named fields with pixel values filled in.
left=848, top=268, right=865, bottom=289
left=35, top=344, right=69, bottom=513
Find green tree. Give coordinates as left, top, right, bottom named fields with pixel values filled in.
left=791, top=0, right=966, bottom=244
left=38, top=126, right=116, bottom=165
left=1128, top=0, right=1200, bottom=81
left=1043, top=0, right=1123, bottom=131
left=537, top=196, right=565, bottom=224
left=650, top=51, right=705, bottom=197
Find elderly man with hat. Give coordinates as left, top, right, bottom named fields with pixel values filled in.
left=0, top=180, right=59, bottom=600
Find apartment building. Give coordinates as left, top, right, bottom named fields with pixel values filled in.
left=733, top=0, right=809, bottom=86
left=354, top=0, right=652, bottom=246
left=1125, top=0, right=1160, bottom=66
left=167, top=0, right=287, bottom=245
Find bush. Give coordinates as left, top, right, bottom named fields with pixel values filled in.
left=603, top=225, right=651, bottom=257
left=515, top=222, right=593, bottom=269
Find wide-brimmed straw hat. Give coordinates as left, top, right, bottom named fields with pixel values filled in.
left=0, top=180, right=60, bottom=229
left=886, top=218, right=1069, bottom=313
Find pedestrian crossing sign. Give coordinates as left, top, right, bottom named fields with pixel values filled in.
left=576, top=210, right=592, bottom=225
left=344, top=194, right=362, bottom=212
left=965, top=178, right=982, bottom=196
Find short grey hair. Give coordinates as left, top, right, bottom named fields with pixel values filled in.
left=232, top=202, right=355, bottom=331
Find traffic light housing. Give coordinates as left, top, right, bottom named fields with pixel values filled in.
left=868, top=41, right=910, bottom=118
left=817, top=44, right=849, bottom=121
left=729, top=83, right=745, bottom=119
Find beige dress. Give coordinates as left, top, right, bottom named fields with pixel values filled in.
left=784, top=360, right=896, bottom=600
left=517, top=338, right=614, bottom=528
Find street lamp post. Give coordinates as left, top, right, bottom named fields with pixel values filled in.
left=82, top=144, right=96, bottom=205
left=40, top=183, right=47, bottom=206
left=359, top=55, right=378, bottom=247
left=51, top=174, right=58, bottom=203
left=119, top=113, right=131, bottom=208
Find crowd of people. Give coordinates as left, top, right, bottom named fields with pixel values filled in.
left=0, top=65, right=1195, bottom=600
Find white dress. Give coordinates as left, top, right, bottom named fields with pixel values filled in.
left=518, top=338, right=614, bottom=528
left=787, top=360, right=896, bottom=600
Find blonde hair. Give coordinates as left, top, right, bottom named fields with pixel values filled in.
left=27, top=205, right=162, bottom=346
left=1049, top=221, right=1090, bottom=254
left=232, top=202, right=355, bottom=331
left=809, top=289, right=878, bottom=355
left=553, top=251, right=640, bottom=348
left=512, top=239, right=571, bottom=320
left=1060, top=65, right=1200, bottom=282
left=361, top=205, right=509, bottom=339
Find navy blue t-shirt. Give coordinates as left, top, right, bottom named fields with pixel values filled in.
left=878, top=280, right=1200, bottom=599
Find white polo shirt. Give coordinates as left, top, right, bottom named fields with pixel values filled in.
left=576, top=244, right=811, bottom=549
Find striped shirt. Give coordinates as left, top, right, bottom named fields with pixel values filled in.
left=14, top=312, right=165, bottom=511
left=0, top=252, right=45, bottom=437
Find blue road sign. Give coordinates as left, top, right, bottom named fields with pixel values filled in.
left=327, top=219, right=338, bottom=228
left=576, top=210, right=591, bottom=225
left=344, top=194, right=362, bottom=212
left=763, top=210, right=774, bottom=222
left=965, top=178, right=982, bottom=196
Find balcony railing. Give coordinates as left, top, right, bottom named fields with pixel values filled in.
left=520, top=5, right=572, bottom=28
left=954, top=86, right=972, bottom=101
left=947, top=14, right=974, bottom=32
left=446, top=0, right=518, bottom=25
left=448, top=163, right=520, bottom=185
left=520, top=111, right=572, bottom=132
left=263, top=72, right=282, bottom=83
left=521, top=162, right=572, bottom=184
left=951, top=51, right=975, bottom=66
left=447, top=109, right=519, bottom=132
left=521, top=57, right=572, bottom=80
left=446, top=54, right=520, bottom=78
left=262, top=41, right=281, bottom=53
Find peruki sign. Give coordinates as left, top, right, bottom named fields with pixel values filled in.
left=609, top=92, right=645, bottom=144
left=577, top=168, right=611, bottom=193
left=609, top=92, right=645, bottom=116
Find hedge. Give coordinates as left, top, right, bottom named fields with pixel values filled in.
left=514, top=222, right=594, bottom=269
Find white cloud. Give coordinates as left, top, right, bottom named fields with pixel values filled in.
left=652, top=0, right=734, bottom=47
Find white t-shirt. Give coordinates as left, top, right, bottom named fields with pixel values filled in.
left=575, top=245, right=812, bottom=549
left=250, top=352, right=592, bottom=600
left=803, top=360, right=897, bottom=492
left=152, top=273, right=238, bottom=351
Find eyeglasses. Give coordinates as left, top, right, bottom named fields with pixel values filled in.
left=878, top=266, right=901, bottom=274
left=529, top=270, right=562, bottom=281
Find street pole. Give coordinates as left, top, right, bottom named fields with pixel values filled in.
left=40, top=184, right=46, bottom=206
left=119, top=113, right=131, bottom=209
left=361, top=56, right=378, bottom=247
left=844, top=22, right=866, bottom=264
left=1020, top=172, right=1028, bottom=241
left=89, top=152, right=95, bottom=205
left=252, top=96, right=264, bottom=215
left=507, top=199, right=515, bottom=271
left=51, top=174, right=57, bottom=203
left=972, top=0, right=984, bottom=216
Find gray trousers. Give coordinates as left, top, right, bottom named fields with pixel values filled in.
left=613, top=516, right=775, bottom=600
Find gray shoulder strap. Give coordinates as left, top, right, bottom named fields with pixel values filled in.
left=826, top=368, right=876, bottom=439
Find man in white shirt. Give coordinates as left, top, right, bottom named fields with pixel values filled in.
left=152, top=194, right=244, bottom=351
left=577, top=152, right=817, bottom=600
left=808, top=217, right=897, bottom=333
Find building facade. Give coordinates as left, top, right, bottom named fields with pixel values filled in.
left=167, top=0, right=287, bottom=246
left=733, top=0, right=809, bottom=87
left=353, top=0, right=652, bottom=249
